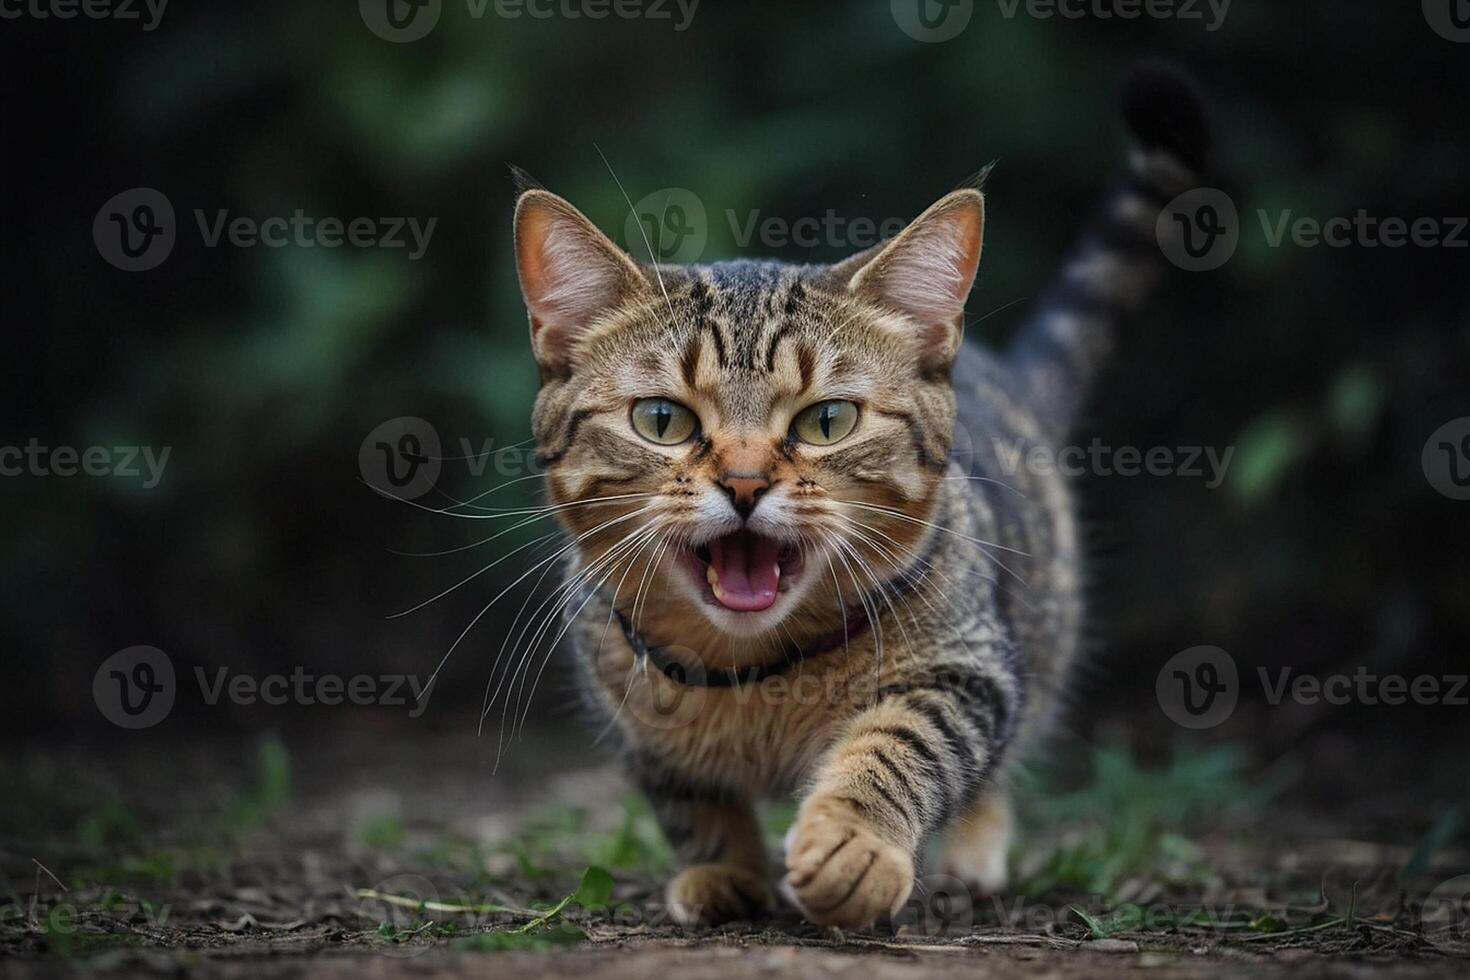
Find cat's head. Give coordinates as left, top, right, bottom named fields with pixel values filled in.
left=513, top=183, right=983, bottom=650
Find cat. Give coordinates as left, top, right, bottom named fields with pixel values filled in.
left=508, top=63, right=1208, bottom=929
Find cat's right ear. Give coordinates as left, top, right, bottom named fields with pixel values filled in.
left=513, top=188, right=649, bottom=373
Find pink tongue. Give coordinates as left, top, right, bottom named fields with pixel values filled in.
left=708, top=531, right=782, bottom=612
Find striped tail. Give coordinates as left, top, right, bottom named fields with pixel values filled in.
left=1006, top=61, right=1211, bottom=439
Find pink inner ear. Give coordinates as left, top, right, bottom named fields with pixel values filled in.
left=867, top=202, right=983, bottom=327
left=518, top=208, right=613, bottom=341
left=515, top=192, right=642, bottom=366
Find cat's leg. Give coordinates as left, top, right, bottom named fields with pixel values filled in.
left=934, top=786, right=1013, bottom=894
left=782, top=672, right=1015, bottom=929
left=643, top=778, right=770, bottom=926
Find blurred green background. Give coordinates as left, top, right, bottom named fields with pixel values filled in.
left=3, top=0, right=1468, bottom=810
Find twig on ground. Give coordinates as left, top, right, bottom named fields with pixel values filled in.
left=353, top=888, right=537, bottom=919
left=32, top=858, right=68, bottom=894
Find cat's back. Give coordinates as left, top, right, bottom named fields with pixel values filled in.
left=949, top=339, right=1084, bottom=747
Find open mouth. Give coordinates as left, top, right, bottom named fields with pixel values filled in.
left=686, top=530, right=802, bottom=613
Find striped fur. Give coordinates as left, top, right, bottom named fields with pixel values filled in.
left=512, top=65, right=1207, bottom=928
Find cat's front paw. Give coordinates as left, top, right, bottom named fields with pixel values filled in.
left=666, top=863, right=771, bottom=926
left=781, top=798, right=914, bottom=929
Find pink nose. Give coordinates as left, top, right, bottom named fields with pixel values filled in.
left=719, top=473, right=770, bottom=519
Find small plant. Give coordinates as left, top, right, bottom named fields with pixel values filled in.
left=1015, top=741, right=1290, bottom=901
left=358, top=813, right=407, bottom=850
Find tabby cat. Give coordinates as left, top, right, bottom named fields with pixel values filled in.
left=509, top=66, right=1207, bottom=928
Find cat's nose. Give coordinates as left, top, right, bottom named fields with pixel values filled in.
left=719, top=472, right=771, bottom=520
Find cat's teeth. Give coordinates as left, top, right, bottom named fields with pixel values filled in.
left=706, top=564, right=724, bottom=599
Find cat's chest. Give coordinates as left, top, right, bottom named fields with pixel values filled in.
left=592, top=641, right=892, bottom=797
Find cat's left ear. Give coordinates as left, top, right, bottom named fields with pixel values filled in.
left=514, top=188, right=650, bottom=373
left=841, top=189, right=984, bottom=369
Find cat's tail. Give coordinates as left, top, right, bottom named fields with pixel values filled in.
left=1005, top=61, right=1210, bottom=440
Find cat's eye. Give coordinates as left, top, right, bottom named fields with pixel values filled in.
left=630, top=398, right=699, bottom=446
left=791, top=400, right=859, bottom=446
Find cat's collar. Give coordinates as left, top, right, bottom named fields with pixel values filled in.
left=615, top=607, right=873, bottom=688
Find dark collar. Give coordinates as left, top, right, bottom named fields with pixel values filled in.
left=616, top=606, right=872, bottom=688
left=615, top=551, right=933, bottom=688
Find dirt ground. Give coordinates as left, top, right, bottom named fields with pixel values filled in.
left=3, top=726, right=1467, bottom=978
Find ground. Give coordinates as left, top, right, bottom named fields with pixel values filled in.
left=3, top=725, right=1466, bottom=978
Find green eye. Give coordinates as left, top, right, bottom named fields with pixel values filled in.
left=792, top=400, right=859, bottom=446
left=630, top=398, right=699, bottom=446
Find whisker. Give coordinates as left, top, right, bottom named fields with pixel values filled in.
left=592, top=527, right=677, bottom=746
left=818, top=529, right=885, bottom=675
left=414, top=508, right=653, bottom=703
left=939, top=474, right=1030, bottom=499
left=838, top=500, right=1030, bottom=556
left=829, top=532, right=918, bottom=669
left=368, top=477, right=655, bottom=521
left=391, top=505, right=653, bottom=620
left=837, top=500, right=1032, bottom=589
left=596, top=144, right=681, bottom=330
left=483, top=519, right=656, bottom=728
left=504, top=529, right=659, bottom=748
left=515, top=525, right=671, bottom=741
left=388, top=517, right=562, bottom=559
